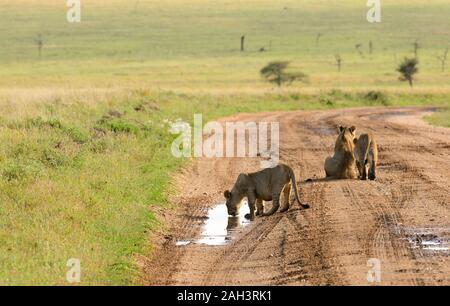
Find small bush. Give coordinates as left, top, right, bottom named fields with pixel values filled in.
left=290, top=94, right=301, bottom=101
left=319, top=96, right=334, bottom=106
left=8, top=117, right=89, bottom=144
left=2, top=160, right=42, bottom=182
left=89, top=139, right=109, bottom=154
left=64, top=127, right=89, bottom=144
left=100, top=118, right=140, bottom=135
left=363, top=90, right=390, bottom=105
left=328, top=89, right=353, bottom=100
left=2, top=163, right=27, bottom=181
left=25, top=117, right=63, bottom=129
left=10, top=143, right=38, bottom=159
left=41, top=148, right=69, bottom=168
left=46, top=119, right=64, bottom=129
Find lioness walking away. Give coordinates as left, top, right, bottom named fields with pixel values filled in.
left=354, top=133, right=378, bottom=180
left=223, top=164, right=309, bottom=220
left=324, top=126, right=358, bottom=179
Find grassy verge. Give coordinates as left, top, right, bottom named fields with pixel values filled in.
left=0, top=91, right=179, bottom=285
left=0, top=88, right=448, bottom=285
left=424, top=108, right=450, bottom=127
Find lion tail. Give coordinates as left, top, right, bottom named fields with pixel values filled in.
left=288, top=167, right=310, bottom=209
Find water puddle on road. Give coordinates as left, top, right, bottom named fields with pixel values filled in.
left=176, top=201, right=251, bottom=247
left=403, top=227, right=450, bottom=255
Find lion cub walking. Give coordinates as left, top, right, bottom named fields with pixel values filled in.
left=354, top=133, right=378, bottom=180
left=224, top=164, right=309, bottom=220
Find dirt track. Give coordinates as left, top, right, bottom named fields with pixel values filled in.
left=142, top=106, right=450, bottom=286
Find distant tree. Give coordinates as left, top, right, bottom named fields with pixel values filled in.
left=260, top=61, right=307, bottom=87
left=35, top=34, right=43, bottom=58
left=240, top=35, right=245, bottom=52
left=316, top=33, right=323, bottom=46
left=413, top=39, right=420, bottom=58
left=335, top=54, right=342, bottom=72
left=397, top=57, right=418, bottom=87
left=133, top=1, right=140, bottom=13
left=369, top=40, right=373, bottom=55
left=436, top=47, right=449, bottom=72
left=355, top=43, right=364, bottom=58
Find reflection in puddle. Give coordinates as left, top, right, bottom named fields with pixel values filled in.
left=404, top=228, right=450, bottom=254
left=197, top=201, right=250, bottom=246
left=176, top=201, right=250, bottom=247
left=175, top=240, right=191, bottom=246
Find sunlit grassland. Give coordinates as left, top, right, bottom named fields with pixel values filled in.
left=1, top=0, right=450, bottom=89
left=0, top=90, right=180, bottom=285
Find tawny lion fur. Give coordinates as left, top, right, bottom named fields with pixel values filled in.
left=224, top=164, right=309, bottom=219
left=324, top=125, right=358, bottom=179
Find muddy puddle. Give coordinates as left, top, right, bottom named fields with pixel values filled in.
left=176, top=201, right=251, bottom=247
left=403, top=227, right=450, bottom=255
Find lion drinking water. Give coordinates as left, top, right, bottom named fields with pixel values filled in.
left=223, top=164, right=309, bottom=220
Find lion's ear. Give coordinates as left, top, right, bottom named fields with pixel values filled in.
left=349, top=126, right=356, bottom=134
left=224, top=190, right=231, bottom=199
left=338, top=126, right=344, bottom=133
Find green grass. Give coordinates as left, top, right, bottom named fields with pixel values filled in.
left=2, top=0, right=450, bottom=90
left=424, top=108, right=450, bottom=127
left=0, top=92, right=178, bottom=285
left=1, top=0, right=450, bottom=285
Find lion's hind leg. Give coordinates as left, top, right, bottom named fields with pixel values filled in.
left=262, top=192, right=281, bottom=216
left=279, top=183, right=291, bottom=213
left=256, top=199, right=264, bottom=216
left=324, top=156, right=335, bottom=178
left=368, top=158, right=376, bottom=180
left=367, top=150, right=376, bottom=180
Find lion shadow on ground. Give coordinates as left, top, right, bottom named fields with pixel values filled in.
left=304, top=177, right=341, bottom=183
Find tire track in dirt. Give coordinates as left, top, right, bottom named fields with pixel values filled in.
left=142, top=106, right=450, bottom=286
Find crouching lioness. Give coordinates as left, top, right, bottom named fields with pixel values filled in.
left=224, top=164, right=309, bottom=220
left=354, top=133, right=378, bottom=180
left=325, top=126, right=358, bottom=179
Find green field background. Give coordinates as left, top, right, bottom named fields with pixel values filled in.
left=2, top=0, right=450, bottom=90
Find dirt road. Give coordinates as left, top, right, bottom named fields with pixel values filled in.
left=142, top=106, right=450, bottom=286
